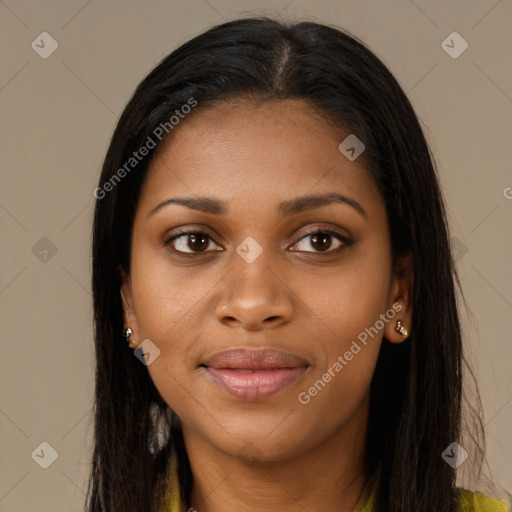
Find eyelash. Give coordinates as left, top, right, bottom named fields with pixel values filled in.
left=163, top=227, right=353, bottom=256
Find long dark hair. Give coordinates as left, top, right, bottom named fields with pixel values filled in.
left=88, top=17, right=484, bottom=512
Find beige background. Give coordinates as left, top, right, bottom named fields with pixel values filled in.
left=0, top=0, right=511, bottom=510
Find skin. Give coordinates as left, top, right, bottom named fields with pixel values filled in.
left=120, top=98, right=413, bottom=512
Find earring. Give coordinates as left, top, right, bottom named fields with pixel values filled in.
left=395, top=320, right=408, bottom=339
left=124, top=327, right=137, bottom=348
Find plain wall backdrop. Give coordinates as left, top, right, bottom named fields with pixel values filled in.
left=0, top=0, right=510, bottom=510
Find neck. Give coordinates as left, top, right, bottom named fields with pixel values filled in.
left=182, top=411, right=368, bottom=512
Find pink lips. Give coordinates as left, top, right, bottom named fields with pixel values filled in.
left=201, top=348, right=309, bottom=401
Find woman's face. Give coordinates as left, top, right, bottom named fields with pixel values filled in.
left=121, top=98, right=413, bottom=462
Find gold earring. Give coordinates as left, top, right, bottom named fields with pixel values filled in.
left=395, top=320, right=408, bottom=339
left=124, top=327, right=137, bottom=348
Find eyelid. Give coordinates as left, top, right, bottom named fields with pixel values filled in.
left=293, top=225, right=351, bottom=241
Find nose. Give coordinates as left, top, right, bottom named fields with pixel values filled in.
left=215, top=257, right=294, bottom=331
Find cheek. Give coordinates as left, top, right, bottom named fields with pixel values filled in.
left=129, top=245, right=218, bottom=341
left=294, top=283, right=385, bottom=444
left=295, top=245, right=390, bottom=400
left=129, top=250, right=222, bottom=414
left=298, top=249, right=391, bottom=347
left=298, top=281, right=385, bottom=414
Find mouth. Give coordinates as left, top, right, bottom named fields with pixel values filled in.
left=200, top=348, right=310, bottom=401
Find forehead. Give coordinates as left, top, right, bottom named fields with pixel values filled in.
left=138, top=99, right=383, bottom=219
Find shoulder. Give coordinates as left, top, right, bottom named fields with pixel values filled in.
left=456, top=489, right=510, bottom=512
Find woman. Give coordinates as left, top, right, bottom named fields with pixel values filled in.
left=88, top=17, right=509, bottom=512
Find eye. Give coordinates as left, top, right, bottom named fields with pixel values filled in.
left=164, top=230, right=223, bottom=254
left=290, top=229, right=352, bottom=253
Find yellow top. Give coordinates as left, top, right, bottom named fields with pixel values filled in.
left=163, top=458, right=509, bottom=512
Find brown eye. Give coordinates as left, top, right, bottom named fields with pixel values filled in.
left=310, top=232, right=333, bottom=252
left=165, top=231, right=222, bottom=254
left=187, top=233, right=209, bottom=252
left=290, top=229, right=351, bottom=254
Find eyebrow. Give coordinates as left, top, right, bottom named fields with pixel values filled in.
left=148, top=193, right=366, bottom=218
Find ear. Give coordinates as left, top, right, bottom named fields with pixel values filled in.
left=119, top=266, right=140, bottom=347
left=384, top=252, right=414, bottom=344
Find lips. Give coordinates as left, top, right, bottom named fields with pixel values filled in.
left=201, top=348, right=309, bottom=401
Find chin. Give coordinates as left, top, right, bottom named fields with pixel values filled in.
left=184, top=410, right=321, bottom=463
